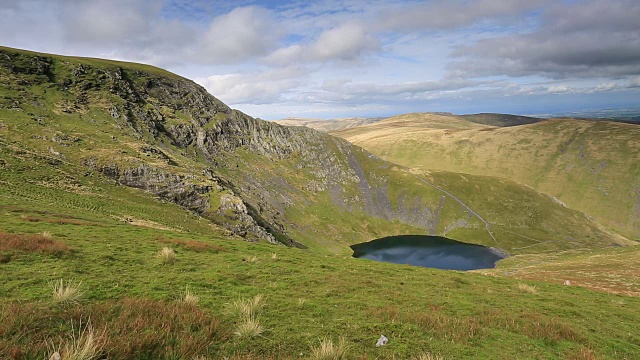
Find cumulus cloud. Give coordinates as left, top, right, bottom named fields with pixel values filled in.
left=196, top=67, right=305, bottom=104
left=199, top=6, right=281, bottom=64
left=265, top=21, right=379, bottom=65
left=449, top=0, right=640, bottom=79
left=308, top=22, right=379, bottom=61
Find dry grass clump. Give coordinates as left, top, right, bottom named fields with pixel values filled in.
left=0, top=232, right=72, bottom=258
left=50, top=279, right=84, bottom=306
left=227, top=294, right=265, bottom=320
left=310, top=337, right=347, bottom=360
left=157, top=247, right=176, bottom=264
left=1, top=298, right=224, bottom=358
left=233, top=318, right=263, bottom=338
left=227, top=294, right=266, bottom=338
left=412, top=351, right=444, bottom=360
left=182, top=286, right=199, bottom=307
left=518, top=283, right=538, bottom=294
left=49, top=321, right=104, bottom=360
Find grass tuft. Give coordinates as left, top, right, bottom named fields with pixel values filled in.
left=412, top=352, right=444, bottom=360
left=49, top=320, right=104, bottom=360
left=50, top=279, right=84, bottom=306
left=41, top=231, right=53, bottom=239
left=182, top=286, right=199, bottom=307
left=226, top=294, right=265, bottom=320
left=518, top=283, right=538, bottom=294
left=310, top=337, right=347, bottom=360
left=227, top=294, right=266, bottom=339
left=233, top=318, right=263, bottom=338
left=157, top=247, right=176, bottom=264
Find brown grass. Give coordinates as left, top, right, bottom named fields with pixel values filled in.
left=0, top=298, right=225, bottom=358
left=0, top=232, right=72, bottom=258
left=49, top=320, right=105, bottom=360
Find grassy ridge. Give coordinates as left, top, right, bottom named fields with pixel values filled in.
left=333, top=114, right=640, bottom=240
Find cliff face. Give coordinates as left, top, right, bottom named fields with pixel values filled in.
left=0, top=47, right=624, bottom=253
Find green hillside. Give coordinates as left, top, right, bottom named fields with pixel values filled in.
left=334, top=113, right=640, bottom=240
left=0, top=46, right=620, bottom=254
left=1, top=47, right=639, bottom=359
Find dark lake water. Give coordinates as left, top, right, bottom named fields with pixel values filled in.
left=350, top=235, right=506, bottom=271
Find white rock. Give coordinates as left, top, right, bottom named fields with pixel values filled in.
left=376, top=334, right=388, bottom=347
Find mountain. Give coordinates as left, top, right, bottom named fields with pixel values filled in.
left=1, top=46, right=625, bottom=254
left=273, top=116, right=383, bottom=132
left=333, top=112, right=640, bottom=240
left=2, top=47, right=640, bottom=359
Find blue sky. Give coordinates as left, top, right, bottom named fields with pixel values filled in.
left=1, top=0, right=639, bottom=119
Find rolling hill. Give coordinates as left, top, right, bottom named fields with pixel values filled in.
left=333, top=113, right=640, bottom=241
left=273, top=116, right=383, bottom=132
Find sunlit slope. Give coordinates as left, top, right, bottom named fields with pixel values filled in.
left=334, top=115, right=640, bottom=240
left=482, top=245, right=640, bottom=297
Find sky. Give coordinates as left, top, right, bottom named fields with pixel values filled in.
left=1, top=0, right=639, bottom=120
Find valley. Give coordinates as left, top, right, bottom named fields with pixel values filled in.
left=1, top=47, right=639, bottom=359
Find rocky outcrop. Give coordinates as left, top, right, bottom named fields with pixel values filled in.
left=82, top=158, right=277, bottom=243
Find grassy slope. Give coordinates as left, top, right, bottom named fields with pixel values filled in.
left=0, top=46, right=623, bottom=255
left=333, top=114, right=640, bottom=240
left=1, top=48, right=639, bottom=358
left=1, top=158, right=639, bottom=358
left=482, top=246, right=640, bottom=297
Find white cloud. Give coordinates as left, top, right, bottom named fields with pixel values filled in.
left=62, top=0, right=155, bottom=44
left=199, top=6, right=280, bottom=64
left=308, top=22, right=380, bottom=61
left=449, top=0, right=640, bottom=79
left=264, top=21, right=379, bottom=65
left=547, top=85, right=572, bottom=94
left=196, top=67, right=305, bottom=104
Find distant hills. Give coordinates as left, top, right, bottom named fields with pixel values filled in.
left=333, top=112, right=640, bottom=241
left=273, top=116, right=383, bottom=132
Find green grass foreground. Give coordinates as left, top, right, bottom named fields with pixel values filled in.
left=1, top=203, right=639, bottom=359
